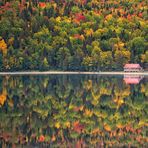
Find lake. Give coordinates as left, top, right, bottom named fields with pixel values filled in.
left=0, top=75, right=147, bottom=147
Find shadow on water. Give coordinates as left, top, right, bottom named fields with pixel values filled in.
left=0, top=75, right=147, bottom=147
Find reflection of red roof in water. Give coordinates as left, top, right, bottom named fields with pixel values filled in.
left=123, top=75, right=144, bottom=84
left=124, top=64, right=141, bottom=69
left=124, top=78, right=140, bottom=84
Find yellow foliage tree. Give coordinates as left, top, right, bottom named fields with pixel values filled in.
left=55, top=122, right=60, bottom=129
left=0, top=38, right=7, bottom=55
left=84, top=109, right=93, bottom=117
left=84, top=29, right=94, bottom=37
left=104, top=124, right=111, bottom=132
left=114, top=50, right=131, bottom=67
left=8, top=37, right=14, bottom=45
left=105, top=14, right=113, bottom=20
left=141, top=51, right=148, bottom=63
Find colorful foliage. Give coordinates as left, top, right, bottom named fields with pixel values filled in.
left=0, top=0, right=147, bottom=71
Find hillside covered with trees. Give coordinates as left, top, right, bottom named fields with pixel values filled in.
left=0, top=0, right=147, bottom=71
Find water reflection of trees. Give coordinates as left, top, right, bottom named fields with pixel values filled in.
left=0, top=75, right=147, bottom=147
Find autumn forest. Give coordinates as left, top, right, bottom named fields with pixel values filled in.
left=0, top=0, right=147, bottom=71
left=0, top=1, right=148, bottom=147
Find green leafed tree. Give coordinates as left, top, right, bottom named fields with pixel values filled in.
left=130, top=37, right=146, bottom=62
left=56, top=47, right=72, bottom=70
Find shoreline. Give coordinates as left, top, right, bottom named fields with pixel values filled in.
left=0, top=71, right=148, bottom=76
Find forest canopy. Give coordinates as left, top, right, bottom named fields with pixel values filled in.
left=0, top=0, right=147, bottom=71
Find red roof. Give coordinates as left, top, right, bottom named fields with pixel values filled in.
left=124, top=64, right=141, bottom=69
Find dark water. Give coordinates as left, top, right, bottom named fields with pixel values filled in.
left=0, top=75, right=147, bottom=147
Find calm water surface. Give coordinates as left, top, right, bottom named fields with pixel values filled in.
left=0, top=75, right=147, bottom=147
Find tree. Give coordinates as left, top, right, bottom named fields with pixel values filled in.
left=56, top=47, right=72, bottom=70
left=100, top=51, right=113, bottom=71
left=100, top=40, right=112, bottom=51
left=0, top=37, right=7, bottom=55
left=40, top=57, right=49, bottom=70
left=33, top=27, right=52, bottom=43
left=91, top=41, right=101, bottom=70
left=114, top=50, right=131, bottom=70
left=82, top=56, right=93, bottom=71
left=130, top=37, right=146, bottom=62
left=141, top=51, right=148, bottom=64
